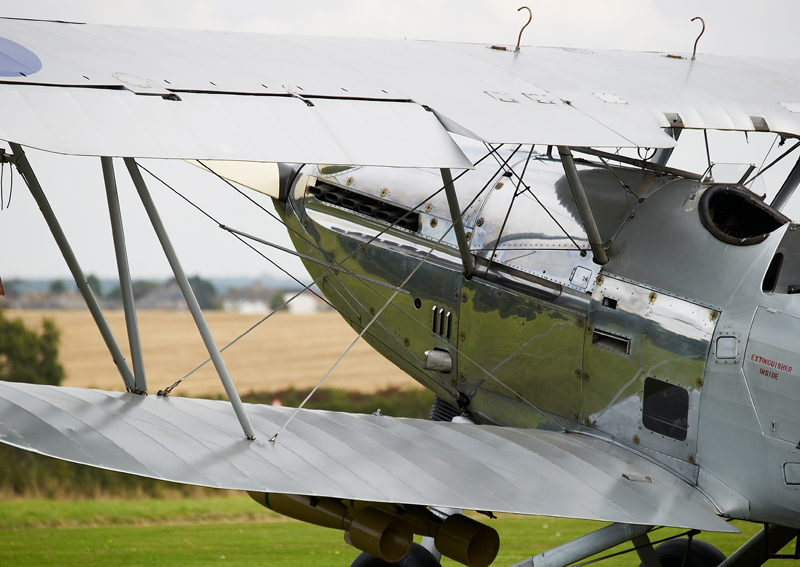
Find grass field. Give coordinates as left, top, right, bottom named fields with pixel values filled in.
left=7, top=310, right=419, bottom=396
left=0, top=496, right=791, bottom=567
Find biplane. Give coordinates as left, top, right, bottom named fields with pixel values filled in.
left=2, top=13, right=800, bottom=567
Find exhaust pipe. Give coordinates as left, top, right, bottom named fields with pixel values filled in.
left=307, top=185, right=327, bottom=199
left=359, top=203, right=381, bottom=216
left=324, top=191, right=346, bottom=205
left=341, top=196, right=366, bottom=210
left=249, top=493, right=499, bottom=567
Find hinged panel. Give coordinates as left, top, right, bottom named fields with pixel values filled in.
left=456, top=278, right=584, bottom=428
left=583, top=276, right=717, bottom=465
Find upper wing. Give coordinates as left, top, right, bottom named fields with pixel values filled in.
left=0, top=380, right=735, bottom=533
left=2, top=19, right=800, bottom=165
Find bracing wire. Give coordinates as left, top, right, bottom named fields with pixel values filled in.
left=488, top=144, right=585, bottom=253
left=139, top=149, right=497, bottom=395
left=272, top=148, right=568, bottom=442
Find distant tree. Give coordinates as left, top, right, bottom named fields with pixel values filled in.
left=49, top=279, right=66, bottom=295
left=270, top=291, right=286, bottom=311
left=0, top=308, right=64, bottom=386
left=86, top=274, right=102, bottom=299
left=106, top=280, right=161, bottom=302
left=188, top=276, right=217, bottom=310
left=1, top=279, right=21, bottom=298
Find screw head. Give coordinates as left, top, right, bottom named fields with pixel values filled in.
left=495, top=182, right=504, bottom=190
left=347, top=177, right=355, bottom=186
left=465, top=231, right=472, bottom=241
left=583, top=373, right=590, bottom=382
left=584, top=417, right=592, bottom=427
left=459, top=372, right=466, bottom=382
left=688, top=453, right=696, bottom=464
left=379, top=187, right=387, bottom=197
left=649, top=292, right=657, bottom=303
left=451, top=377, right=457, bottom=386
left=425, top=203, right=433, bottom=213
left=695, top=377, right=704, bottom=388
left=710, top=311, right=719, bottom=321
left=459, top=331, right=466, bottom=342
left=369, top=306, right=376, bottom=316
left=633, top=434, right=640, bottom=445
left=430, top=218, right=438, bottom=228
left=403, top=337, right=410, bottom=347
left=461, top=292, right=468, bottom=303
left=586, top=325, right=593, bottom=335
left=596, top=275, right=604, bottom=285
left=476, top=218, right=484, bottom=227
left=576, top=318, right=584, bottom=327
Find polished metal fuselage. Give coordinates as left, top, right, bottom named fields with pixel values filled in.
left=278, top=149, right=800, bottom=528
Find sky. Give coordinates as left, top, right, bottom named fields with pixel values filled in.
left=2, top=0, right=800, bottom=281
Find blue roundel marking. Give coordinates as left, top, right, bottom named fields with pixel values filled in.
left=0, top=36, right=42, bottom=77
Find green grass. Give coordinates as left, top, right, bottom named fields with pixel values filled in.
left=0, top=497, right=796, bottom=567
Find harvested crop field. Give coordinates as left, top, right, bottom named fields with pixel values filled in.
left=7, top=310, right=419, bottom=396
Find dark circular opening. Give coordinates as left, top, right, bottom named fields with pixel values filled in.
left=414, top=298, right=422, bottom=309
left=698, top=185, right=789, bottom=246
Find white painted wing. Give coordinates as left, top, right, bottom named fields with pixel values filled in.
left=0, top=381, right=735, bottom=533
left=2, top=19, right=800, bottom=163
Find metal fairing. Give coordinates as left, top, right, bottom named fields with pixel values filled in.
left=283, top=147, right=800, bottom=531
left=584, top=276, right=717, bottom=478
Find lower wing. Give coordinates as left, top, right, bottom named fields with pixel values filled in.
left=0, top=380, right=735, bottom=533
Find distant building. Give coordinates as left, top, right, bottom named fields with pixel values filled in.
left=135, top=281, right=188, bottom=311
left=221, top=284, right=328, bottom=314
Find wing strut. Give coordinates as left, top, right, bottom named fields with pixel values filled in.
left=101, top=157, right=147, bottom=394
left=9, top=143, right=138, bottom=391
left=512, top=523, right=651, bottom=567
left=557, top=147, right=609, bottom=265
left=441, top=168, right=475, bottom=278
left=123, top=158, right=256, bottom=440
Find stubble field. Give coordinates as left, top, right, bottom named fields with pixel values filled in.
left=7, top=309, right=419, bottom=396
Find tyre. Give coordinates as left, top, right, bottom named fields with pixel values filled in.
left=639, top=538, right=726, bottom=567
left=350, top=542, right=441, bottom=567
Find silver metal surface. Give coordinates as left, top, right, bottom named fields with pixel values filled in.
left=11, top=143, right=136, bottom=391
left=425, top=350, right=453, bottom=373
left=0, top=85, right=469, bottom=167
left=102, top=156, right=146, bottom=393
left=584, top=276, right=717, bottom=465
left=6, top=19, right=800, bottom=160
left=0, top=380, right=736, bottom=532
left=125, top=158, right=255, bottom=440
left=511, top=523, right=651, bottom=567
left=558, top=147, right=608, bottom=264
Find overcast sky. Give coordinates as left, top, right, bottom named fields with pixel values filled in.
left=2, top=0, right=800, bottom=281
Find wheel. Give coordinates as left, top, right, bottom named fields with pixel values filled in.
left=350, top=542, right=441, bottom=567
left=639, top=538, right=726, bottom=567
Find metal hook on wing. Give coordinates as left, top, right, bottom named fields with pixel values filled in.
left=515, top=6, right=532, bottom=53
left=691, top=17, right=705, bottom=60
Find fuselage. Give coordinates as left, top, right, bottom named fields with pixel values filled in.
left=276, top=148, right=800, bottom=529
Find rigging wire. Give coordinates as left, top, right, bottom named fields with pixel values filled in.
left=136, top=162, right=333, bottom=308
left=146, top=148, right=499, bottom=395
left=488, top=145, right=534, bottom=262
left=489, top=145, right=585, bottom=254
left=743, top=139, right=800, bottom=187
left=569, top=529, right=701, bottom=567
left=273, top=148, right=567, bottom=442
left=746, top=134, right=778, bottom=189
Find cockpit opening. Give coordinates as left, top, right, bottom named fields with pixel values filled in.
left=699, top=185, right=789, bottom=246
